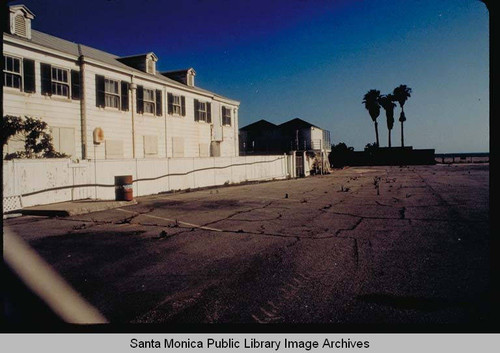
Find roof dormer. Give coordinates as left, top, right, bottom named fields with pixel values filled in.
left=8, top=5, right=35, bottom=39
left=117, top=52, right=158, bottom=75
left=161, top=68, right=196, bottom=87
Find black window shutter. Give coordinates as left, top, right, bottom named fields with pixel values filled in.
left=136, top=85, right=144, bottom=114
left=40, top=63, right=52, bottom=95
left=221, top=106, right=226, bottom=125
left=181, top=96, right=186, bottom=116
left=95, top=75, right=105, bottom=107
left=207, top=102, right=212, bottom=123
left=155, top=89, right=162, bottom=116
left=23, top=59, right=36, bottom=93
left=121, top=81, right=129, bottom=111
left=167, top=93, right=173, bottom=115
left=194, top=99, right=199, bottom=121
left=71, top=70, right=80, bottom=99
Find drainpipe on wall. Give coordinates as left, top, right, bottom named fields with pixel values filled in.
left=77, top=45, right=87, bottom=159
left=234, top=107, right=239, bottom=156
left=130, top=78, right=136, bottom=159
left=164, top=86, right=168, bottom=158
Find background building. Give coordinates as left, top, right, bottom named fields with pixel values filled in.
left=240, top=117, right=331, bottom=176
left=240, top=118, right=331, bottom=155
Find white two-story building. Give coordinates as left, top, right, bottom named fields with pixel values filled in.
left=3, top=5, right=240, bottom=160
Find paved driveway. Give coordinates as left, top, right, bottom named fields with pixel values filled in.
left=5, top=164, right=491, bottom=325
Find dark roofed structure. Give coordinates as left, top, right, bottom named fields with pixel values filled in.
left=160, top=68, right=196, bottom=87
left=240, top=119, right=278, bottom=131
left=240, top=118, right=331, bottom=155
left=278, top=117, right=319, bottom=129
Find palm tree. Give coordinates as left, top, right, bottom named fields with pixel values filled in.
left=362, top=89, right=382, bottom=147
left=392, top=85, right=412, bottom=147
left=378, top=94, right=396, bottom=147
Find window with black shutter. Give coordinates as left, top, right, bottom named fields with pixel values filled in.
left=181, top=96, right=186, bottom=116
left=121, top=81, right=130, bottom=111
left=136, top=85, right=144, bottom=114
left=95, top=74, right=105, bottom=107
left=222, top=106, right=232, bottom=126
left=3, top=55, right=22, bottom=90
left=155, top=89, right=162, bottom=116
left=23, top=59, right=35, bottom=93
left=167, top=93, right=173, bottom=115
left=167, top=93, right=186, bottom=116
left=41, top=63, right=52, bottom=95
left=207, top=102, right=212, bottom=123
left=194, top=99, right=199, bottom=121
left=71, top=70, right=80, bottom=99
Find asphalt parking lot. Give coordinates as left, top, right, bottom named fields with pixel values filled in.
left=5, top=164, right=491, bottom=325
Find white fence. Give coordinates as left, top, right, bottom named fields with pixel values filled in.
left=3, top=155, right=290, bottom=212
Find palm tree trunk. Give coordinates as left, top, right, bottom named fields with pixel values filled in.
left=400, top=107, right=405, bottom=147
left=374, top=121, right=379, bottom=147
left=401, top=121, right=404, bottom=147
left=388, top=129, right=391, bottom=148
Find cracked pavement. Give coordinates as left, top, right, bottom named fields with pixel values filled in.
left=4, top=164, right=491, bottom=325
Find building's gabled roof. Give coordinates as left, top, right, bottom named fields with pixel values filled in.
left=278, top=118, right=320, bottom=130
left=3, top=29, right=238, bottom=104
left=9, top=4, right=35, bottom=19
left=240, top=119, right=278, bottom=131
left=118, top=52, right=158, bottom=61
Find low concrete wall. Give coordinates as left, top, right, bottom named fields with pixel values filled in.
left=3, top=155, right=289, bottom=212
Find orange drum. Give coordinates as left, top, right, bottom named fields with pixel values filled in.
left=115, top=175, right=133, bottom=201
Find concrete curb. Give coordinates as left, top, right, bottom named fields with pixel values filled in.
left=20, top=199, right=138, bottom=217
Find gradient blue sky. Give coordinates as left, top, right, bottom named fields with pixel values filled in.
left=11, top=0, right=489, bottom=153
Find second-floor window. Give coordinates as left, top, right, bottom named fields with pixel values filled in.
left=95, top=75, right=128, bottom=110
left=136, top=85, right=162, bottom=116
left=167, top=93, right=185, bottom=116
left=172, top=95, right=182, bottom=115
left=4, top=55, right=22, bottom=89
left=41, top=63, right=78, bottom=99
left=51, top=67, right=69, bottom=97
left=198, top=102, right=207, bottom=121
left=4, top=55, right=36, bottom=93
left=194, top=99, right=211, bottom=123
left=143, top=88, right=155, bottom=114
left=105, top=79, right=120, bottom=108
left=222, top=106, right=232, bottom=126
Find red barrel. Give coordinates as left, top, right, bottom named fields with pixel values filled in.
left=115, top=175, right=133, bottom=201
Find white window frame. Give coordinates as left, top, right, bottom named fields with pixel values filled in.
left=143, top=88, right=155, bottom=114
left=172, top=94, right=182, bottom=115
left=3, top=55, right=22, bottom=90
left=51, top=66, right=69, bottom=97
left=198, top=101, right=207, bottom=122
left=223, top=107, right=232, bottom=126
left=104, top=78, right=120, bottom=109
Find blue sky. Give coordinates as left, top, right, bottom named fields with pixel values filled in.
left=12, top=0, right=489, bottom=152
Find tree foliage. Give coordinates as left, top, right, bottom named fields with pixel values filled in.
left=2, top=115, right=70, bottom=160
left=328, top=142, right=354, bottom=168
left=362, top=89, right=382, bottom=147
left=378, top=94, right=396, bottom=131
left=362, top=89, right=381, bottom=122
left=392, top=84, right=412, bottom=108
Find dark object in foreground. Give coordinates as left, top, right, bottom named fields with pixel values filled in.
left=330, top=146, right=435, bottom=167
